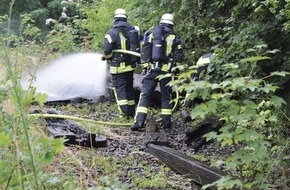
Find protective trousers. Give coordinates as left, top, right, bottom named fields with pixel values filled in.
left=111, top=71, right=135, bottom=117
left=134, top=70, right=172, bottom=127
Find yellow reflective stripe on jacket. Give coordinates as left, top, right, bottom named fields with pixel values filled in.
left=136, top=106, right=148, bottom=114
left=166, top=34, right=175, bottom=56
left=161, top=109, right=172, bottom=115
left=110, top=64, right=134, bottom=74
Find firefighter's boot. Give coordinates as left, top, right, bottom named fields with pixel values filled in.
left=131, top=122, right=144, bottom=131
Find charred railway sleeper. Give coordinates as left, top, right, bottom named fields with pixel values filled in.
left=42, top=109, right=107, bottom=148
left=146, top=143, right=228, bottom=189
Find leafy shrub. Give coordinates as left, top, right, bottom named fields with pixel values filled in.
left=173, top=46, right=289, bottom=189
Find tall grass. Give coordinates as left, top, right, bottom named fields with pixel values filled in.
left=0, top=1, right=65, bottom=189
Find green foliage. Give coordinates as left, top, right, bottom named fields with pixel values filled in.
left=1, top=0, right=290, bottom=189
left=0, top=9, right=66, bottom=189
left=46, top=21, right=79, bottom=53
left=95, top=176, right=129, bottom=190
left=78, top=0, right=143, bottom=51
left=174, top=46, right=290, bottom=189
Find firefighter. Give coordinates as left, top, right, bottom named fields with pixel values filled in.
left=181, top=53, right=215, bottom=123
left=102, top=8, right=140, bottom=118
left=131, top=13, right=183, bottom=131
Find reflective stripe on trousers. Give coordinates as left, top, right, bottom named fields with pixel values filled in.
left=112, top=71, right=135, bottom=117
left=134, top=70, right=172, bottom=126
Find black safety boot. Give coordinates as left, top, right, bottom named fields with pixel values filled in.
left=131, top=123, right=144, bottom=131
left=163, top=123, right=171, bottom=129
left=160, top=121, right=171, bottom=129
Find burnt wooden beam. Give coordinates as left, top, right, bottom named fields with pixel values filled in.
left=42, top=109, right=107, bottom=148
left=186, top=116, right=223, bottom=151
left=146, top=143, right=227, bottom=189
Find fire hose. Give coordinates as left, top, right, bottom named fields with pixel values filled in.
left=111, top=49, right=180, bottom=112
left=28, top=51, right=180, bottom=127
left=30, top=49, right=179, bottom=126
left=29, top=113, right=133, bottom=126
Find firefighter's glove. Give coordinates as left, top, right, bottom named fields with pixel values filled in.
left=101, top=55, right=106, bottom=61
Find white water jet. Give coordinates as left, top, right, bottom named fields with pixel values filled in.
left=21, top=52, right=108, bottom=102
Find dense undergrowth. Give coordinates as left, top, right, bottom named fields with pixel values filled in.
left=1, top=0, right=290, bottom=189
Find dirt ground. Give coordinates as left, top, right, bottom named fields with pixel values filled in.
left=41, top=98, right=227, bottom=189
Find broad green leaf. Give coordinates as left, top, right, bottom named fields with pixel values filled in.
left=268, top=115, right=278, bottom=122
left=266, top=49, right=280, bottom=54
left=240, top=56, right=271, bottom=63
left=0, top=132, right=12, bottom=146
left=211, top=93, right=232, bottom=100
left=231, top=77, right=245, bottom=90
left=242, top=104, right=257, bottom=115
left=34, top=93, right=48, bottom=106
left=222, top=63, right=239, bottom=69
left=44, top=151, right=55, bottom=162
left=156, top=73, right=172, bottom=80
left=220, top=80, right=232, bottom=87
left=225, top=100, right=240, bottom=117
left=191, top=104, right=207, bottom=119
left=210, top=83, right=220, bottom=90
left=204, top=131, right=218, bottom=141
left=206, top=100, right=218, bottom=113
left=21, top=87, right=36, bottom=107
left=246, top=48, right=256, bottom=53
left=270, top=96, right=286, bottom=107
left=254, top=44, right=268, bottom=49
left=270, top=71, right=290, bottom=77
left=259, top=84, right=278, bottom=93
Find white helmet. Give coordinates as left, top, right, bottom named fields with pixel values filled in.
left=134, top=26, right=140, bottom=32
left=114, top=8, right=127, bottom=19
left=160, top=13, right=174, bottom=25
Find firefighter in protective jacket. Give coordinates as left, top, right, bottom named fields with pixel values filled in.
left=131, top=13, right=183, bottom=131
left=102, top=8, right=140, bottom=117
left=181, top=53, right=215, bottom=123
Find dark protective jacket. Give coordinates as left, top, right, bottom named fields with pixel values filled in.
left=133, top=24, right=183, bottom=128
left=160, top=24, right=183, bottom=66
left=103, top=18, right=137, bottom=117
left=184, top=53, right=215, bottom=108
left=103, top=19, right=136, bottom=74
left=141, top=24, right=183, bottom=72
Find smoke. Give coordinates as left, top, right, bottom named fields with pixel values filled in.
left=21, top=52, right=108, bottom=102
